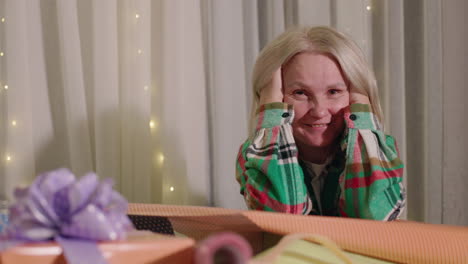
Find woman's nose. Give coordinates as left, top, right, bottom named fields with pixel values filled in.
left=307, top=101, right=327, bottom=118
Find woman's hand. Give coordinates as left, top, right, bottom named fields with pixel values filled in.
left=349, top=86, right=371, bottom=105
left=259, top=68, right=284, bottom=105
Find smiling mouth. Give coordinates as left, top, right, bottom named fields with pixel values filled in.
left=305, top=124, right=328, bottom=128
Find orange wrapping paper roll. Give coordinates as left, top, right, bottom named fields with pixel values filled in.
left=128, top=203, right=468, bottom=264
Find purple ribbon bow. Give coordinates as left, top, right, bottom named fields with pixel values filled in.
left=2, top=168, right=134, bottom=264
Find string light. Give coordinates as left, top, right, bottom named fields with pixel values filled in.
left=169, top=186, right=174, bottom=192
left=143, top=85, right=149, bottom=91
left=366, top=5, right=371, bottom=11
left=158, top=153, right=165, bottom=166
left=137, top=49, right=142, bottom=55
left=4, top=85, right=8, bottom=90
left=0, top=52, right=4, bottom=57
left=6, top=155, right=11, bottom=162
left=1, top=17, right=5, bottom=23
left=135, top=14, right=140, bottom=19
left=149, top=120, right=156, bottom=129
left=11, top=120, right=17, bottom=126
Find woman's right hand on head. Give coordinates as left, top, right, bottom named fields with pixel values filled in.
left=259, top=68, right=284, bottom=105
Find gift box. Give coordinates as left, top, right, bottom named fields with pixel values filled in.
left=0, top=231, right=195, bottom=264
left=0, top=168, right=196, bottom=264
left=128, top=203, right=468, bottom=264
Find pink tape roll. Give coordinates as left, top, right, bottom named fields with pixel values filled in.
left=195, top=232, right=253, bottom=264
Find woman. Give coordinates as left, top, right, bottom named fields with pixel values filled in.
left=236, top=26, right=405, bottom=221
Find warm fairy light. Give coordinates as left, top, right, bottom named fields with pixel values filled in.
left=366, top=5, right=371, bottom=11
left=1, top=18, right=5, bottom=23
left=170, top=186, right=174, bottom=192
left=135, top=14, right=140, bottom=19
left=154, top=152, right=165, bottom=167
left=158, top=153, right=165, bottom=165
left=149, top=120, right=156, bottom=129
left=0, top=52, right=4, bottom=56
left=144, top=85, right=149, bottom=91
left=11, top=120, right=17, bottom=126
left=4, top=85, right=8, bottom=90
left=137, top=49, right=142, bottom=54
left=6, top=155, right=11, bottom=162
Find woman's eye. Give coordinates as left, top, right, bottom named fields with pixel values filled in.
left=293, top=90, right=306, bottom=96
left=329, top=89, right=342, bottom=95
left=287, top=89, right=308, bottom=101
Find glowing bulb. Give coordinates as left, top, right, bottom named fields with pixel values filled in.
left=4, top=85, right=8, bottom=90
left=149, top=120, right=156, bottom=129
left=11, top=120, right=17, bottom=126
left=137, top=49, right=142, bottom=54
left=158, top=153, right=165, bottom=165
left=6, top=155, right=11, bottom=162
left=170, top=186, right=174, bottom=192
left=144, top=85, right=149, bottom=91
left=135, top=14, right=140, bottom=19
left=0, top=52, right=4, bottom=56
left=366, top=5, right=371, bottom=11
left=1, top=18, right=5, bottom=23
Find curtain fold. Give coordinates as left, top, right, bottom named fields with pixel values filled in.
left=4, top=0, right=36, bottom=191
left=55, top=0, right=93, bottom=176
left=257, top=0, right=285, bottom=47
left=89, top=0, right=121, bottom=191
left=201, top=0, right=249, bottom=209
left=118, top=0, right=153, bottom=203
left=0, top=0, right=466, bottom=224
left=157, top=0, right=210, bottom=205
left=403, top=0, right=426, bottom=222
left=439, top=0, right=468, bottom=225
left=422, top=0, right=443, bottom=224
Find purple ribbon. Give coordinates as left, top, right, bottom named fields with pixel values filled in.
left=1, top=168, right=134, bottom=264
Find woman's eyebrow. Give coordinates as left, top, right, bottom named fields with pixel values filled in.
left=284, top=81, right=305, bottom=87
left=284, top=81, right=313, bottom=89
left=284, top=81, right=347, bottom=89
left=327, top=82, right=347, bottom=88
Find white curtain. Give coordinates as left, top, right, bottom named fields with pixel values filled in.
left=0, top=0, right=212, bottom=206
left=1, top=0, right=467, bottom=225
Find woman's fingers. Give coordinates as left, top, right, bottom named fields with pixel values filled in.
left=349, top=87, right=370, bottom=105
left=259, top=68, right=284, bottom=105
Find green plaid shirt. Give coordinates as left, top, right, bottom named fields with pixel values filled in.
left=236, top=103, right=405, bottom=221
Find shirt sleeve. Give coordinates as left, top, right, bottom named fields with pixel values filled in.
left=235, top=102, right=312, bottom=214
left=339, top=103, right=406, bottom=221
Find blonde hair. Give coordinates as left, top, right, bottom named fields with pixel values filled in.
left=249, top=26, right=383, bottom=133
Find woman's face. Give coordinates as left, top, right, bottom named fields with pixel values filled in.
left=283, top=52, right=349, bottom=150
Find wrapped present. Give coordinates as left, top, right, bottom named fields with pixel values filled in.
left=128, top=203, right=468, bottom=264
left=0, top=169, right=195, bottom=263
left=1, top=231, right=194, bottom=264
